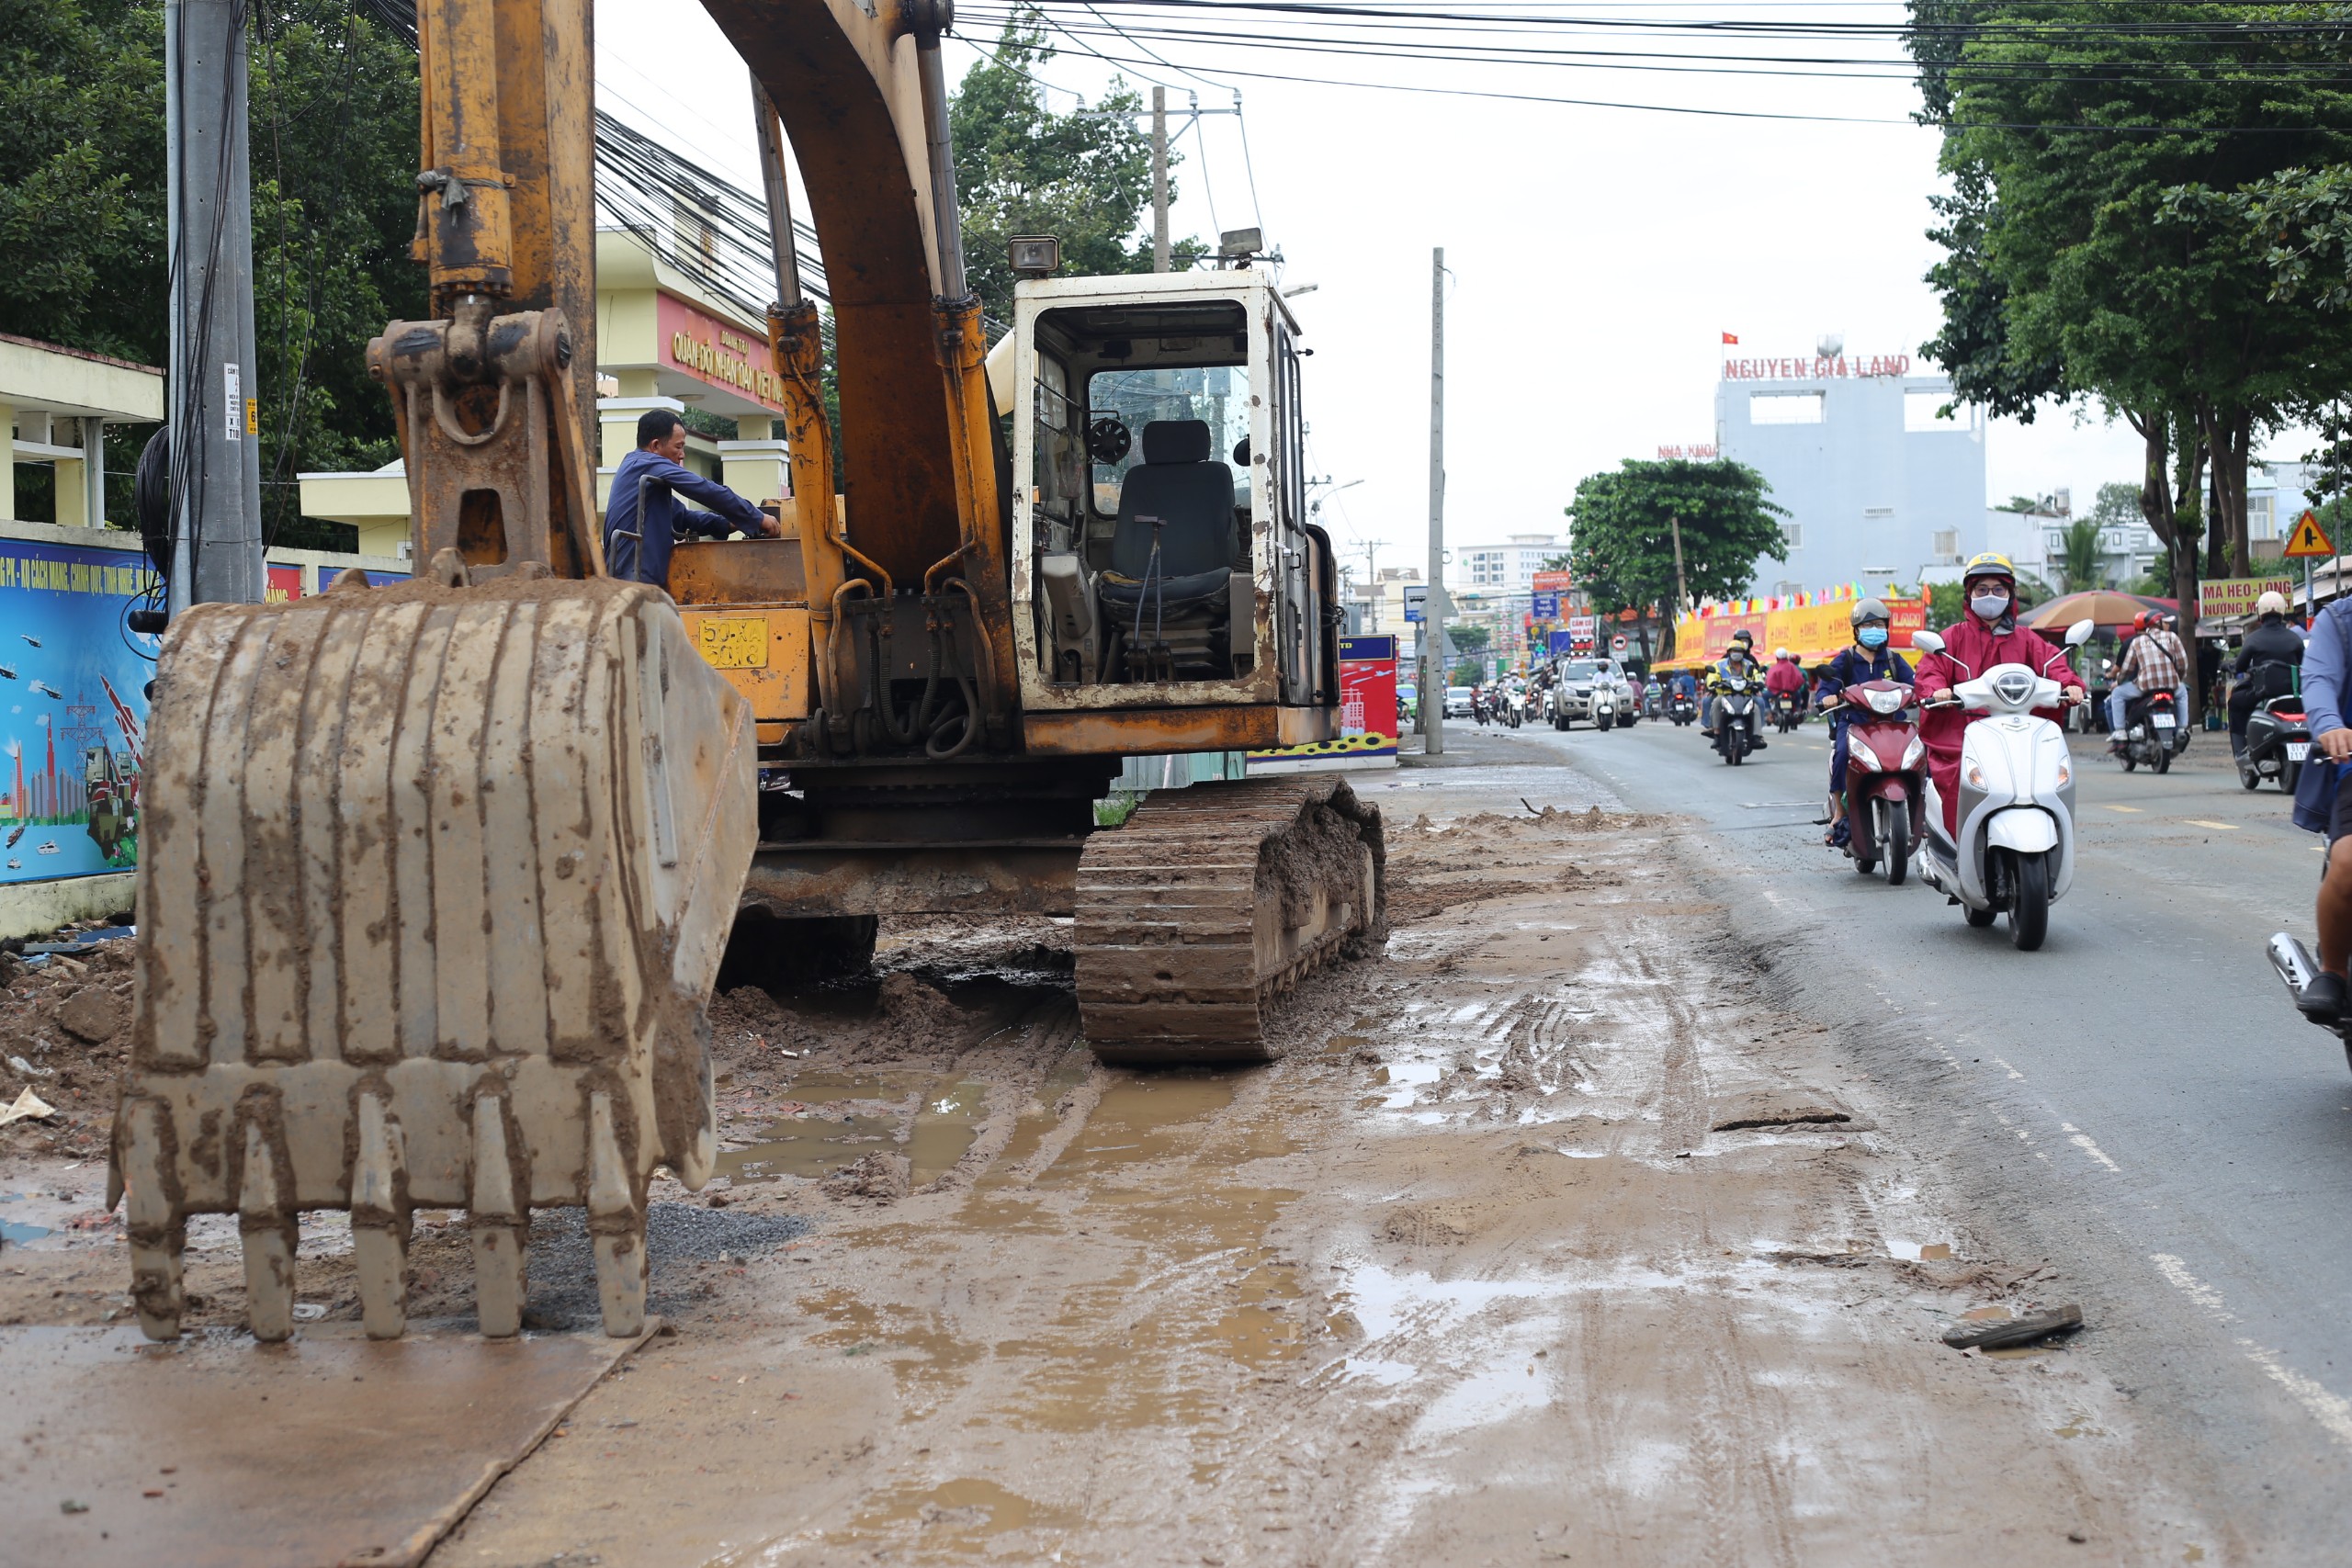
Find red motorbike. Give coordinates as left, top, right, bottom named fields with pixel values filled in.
left=1828, top=678, right=1928, bottom=886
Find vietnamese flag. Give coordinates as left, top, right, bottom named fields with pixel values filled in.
left=1722, top=332, right=1739, bottom=344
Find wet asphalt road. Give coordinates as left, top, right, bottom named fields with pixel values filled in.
left=1478, top=711, right=2352, bottom=1554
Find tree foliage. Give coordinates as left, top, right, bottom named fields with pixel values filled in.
left=1565, top=458, right=1789, bottom=626
left=951, top=13, right=1195, bottom=326
left=2056, top=517, right=2106, bottom=592
left=0, top=0, right=421, bottom=547
left=1909, top=0, right=2352, bottom=590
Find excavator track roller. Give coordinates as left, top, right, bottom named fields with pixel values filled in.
left=1074, top=776, right=1386, bottom=1066
left=109, top=573, right=758, bottom=1343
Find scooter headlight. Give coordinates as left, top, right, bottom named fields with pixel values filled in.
left=1848, top=745, right=1882, bottom=772
left=2054, top=760, right=2072, bottom=787
left=1901, top=737, right=1926, bottom=771
left=1965, top=761, right=1988, bottom=790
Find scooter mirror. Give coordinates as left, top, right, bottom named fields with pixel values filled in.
left=1910, top=629, right=1945, bottom=655
left=2064, top=617, right=2096, bottom=648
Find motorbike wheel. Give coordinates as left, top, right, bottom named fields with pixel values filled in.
left=1964, top=903, right=1997, bottom=928
left=1883, top=800, right=1910, bottom=887
left=2154, top=736, right=2172, bottom=774
left=2284, top=761, right=2302, bottom=795
left=2241, top=761, right=2261, bottom=791
left=2120, top=748, right=2137, bottom=773
left=2008, top=852, right=2050, bottom=952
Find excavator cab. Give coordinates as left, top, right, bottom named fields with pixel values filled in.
left=1011, top=272, right=1336, bottom=716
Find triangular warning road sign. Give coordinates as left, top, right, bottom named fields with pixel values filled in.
left=2285, top=509, right=2336, bottom=560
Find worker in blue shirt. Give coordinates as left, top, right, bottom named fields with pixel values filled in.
left=605, top=407, right=777, bottom=591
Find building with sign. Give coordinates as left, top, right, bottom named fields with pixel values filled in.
left=300, top=227, right=791, bottom=555
left=1717, top=349, right=1986, bottom=597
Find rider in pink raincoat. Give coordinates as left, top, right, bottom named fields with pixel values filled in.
left=1910, top=554, right=2086, bottom=836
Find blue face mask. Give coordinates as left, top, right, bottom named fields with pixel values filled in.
left=1857, top=625, right=1888, bottom=649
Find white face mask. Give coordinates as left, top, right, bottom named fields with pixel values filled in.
left=1970, top=592, right=2010, bottom=620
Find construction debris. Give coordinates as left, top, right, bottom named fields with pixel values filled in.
left=1942, top=1303, right=2086, bottom=1351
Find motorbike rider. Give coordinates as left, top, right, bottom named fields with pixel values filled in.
left=1764, top=646, right=1806, bottom=719
left=2295, top=583, right=2352, bottom=1020
left=1813, top=599, right=1915, bottom=848
left=1702, top=637, right=1769, bottom=754
left=2108, top=607, right=2188, bottom=752
left=1701, top=630, right=1757, bottom=735
left=1911, top=554, right=2086, bottom=835
left=2231, top=591, right=2306, bottom=759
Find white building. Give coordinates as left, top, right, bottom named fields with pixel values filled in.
left=1453, top=533, right=1561, bottom=592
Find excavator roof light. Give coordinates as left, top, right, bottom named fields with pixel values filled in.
left=1009, top=235, right=1060, bottom=276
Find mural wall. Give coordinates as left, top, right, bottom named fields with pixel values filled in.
left=0, top=535, right=159, bottom=885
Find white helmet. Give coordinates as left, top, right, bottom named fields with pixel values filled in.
left=1773, top=647, right=1790, bottom=660
left=2256, top=590, right=2289, bottom=616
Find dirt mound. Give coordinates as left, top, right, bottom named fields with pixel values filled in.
left=0, top=931, right=135, bottom=1157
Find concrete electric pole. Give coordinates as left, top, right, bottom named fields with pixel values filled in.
left=1151, top=87, right=1170, bottom=273
left=164, top=0, right=266, bottom=614
left=1423, top=245, right=1447, bottom=755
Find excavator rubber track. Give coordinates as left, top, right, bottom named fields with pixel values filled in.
left=1074, top=776, right=1386, bottom=1066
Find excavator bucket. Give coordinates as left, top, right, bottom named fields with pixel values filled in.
left=107, top=571, right=758, bottom=1343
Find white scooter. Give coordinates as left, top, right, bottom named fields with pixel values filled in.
left=1909, top=620, right=2094, bottom=952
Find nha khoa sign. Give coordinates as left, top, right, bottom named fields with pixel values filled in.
left=1656, top=444, right=1718, bottom=460
left=1723, top=355, right=1912, bottom=382
left=657, top=293, right=791, bottom=414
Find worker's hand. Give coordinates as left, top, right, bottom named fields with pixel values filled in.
left=2322, top=726, right=2352, bottom=762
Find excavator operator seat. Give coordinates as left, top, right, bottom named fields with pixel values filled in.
left=1105, top=420, right=1237, bottom=592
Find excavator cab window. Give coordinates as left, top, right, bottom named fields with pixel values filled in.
left=1027, top=299, right=1258, bottom=686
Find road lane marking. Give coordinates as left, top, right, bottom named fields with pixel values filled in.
left=2101, top=804, right=2143, bottom=813
left=2151, top=1253, right=2352, bottom=1449
left=2060, top=1122, right=2121, bottom=1172
left=1992, top=1057, right=2025, bottom=1079
left=2150, top=1254, right=2233, bottom=1317
left=2184, top=819, right=2241, bottom=830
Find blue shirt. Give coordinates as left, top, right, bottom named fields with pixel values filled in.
left=605, top=448, right=766, bottom=589
left=2305, top=601, right=2352, bottom=737
left=1816, top=645, right=1914, bottom=709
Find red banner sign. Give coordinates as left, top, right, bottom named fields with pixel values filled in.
left=658, top=293, right=790, bottom=414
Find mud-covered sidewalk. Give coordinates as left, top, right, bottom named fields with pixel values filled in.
left=0, top=739, right=2209, bottom=1564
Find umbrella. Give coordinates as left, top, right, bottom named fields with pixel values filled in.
left=2021, top=590, right=2169, bottom=630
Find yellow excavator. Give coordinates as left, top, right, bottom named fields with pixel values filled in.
left=111, top=0, right=1385, bottom=1345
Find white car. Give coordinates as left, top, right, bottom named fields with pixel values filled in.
left=1444, top=685, right=1476, bottom=718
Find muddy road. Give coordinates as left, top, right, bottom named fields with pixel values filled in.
left=2, top=736, right=2218, bottom=1563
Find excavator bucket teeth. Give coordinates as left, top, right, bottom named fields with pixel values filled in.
left=112, top=575, right=758, bottom=1341
left=1074, top=776, right=1386, bottom=1066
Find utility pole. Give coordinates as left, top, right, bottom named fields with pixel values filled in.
left=1668, top=513, right=1690, bottom=614
left=164, top=0, right=266, bottom=614
left=1151, top=87, right=1170, bottom=273
left=1424, top=246, right=1447, bottom=755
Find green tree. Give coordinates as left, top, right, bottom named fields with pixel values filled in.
left=0, top=0, right=421, bottom=548
left=950, top=12, right=1194, bottom=326
left=1909, top=0, right=2352, bottom=629
left=1564, top=457, right=1788, bottom=659
left=2056, top=517, right=2106, bottom=592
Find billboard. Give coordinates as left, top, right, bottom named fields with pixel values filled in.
left=1531, top=569, right=1574, bottom=592
left=2198, top=576, right=2295, bottom=624
left=1530, top=591, right=1559, bottom=619
left=0, top=536, right=161, bottom=886
left=1248, top=635, right=1398, bottom=773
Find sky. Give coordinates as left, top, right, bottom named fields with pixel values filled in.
left=591, top=0, right=2309, bottom=585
